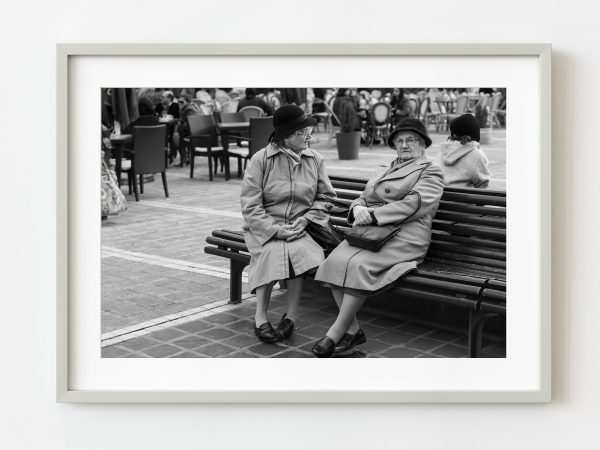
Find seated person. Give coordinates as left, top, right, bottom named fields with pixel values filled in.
left=435, top=113, right=491, bottom=188
left=155, top=90, right=180, bottom=118
left=236, top=88, right=274, bottom=116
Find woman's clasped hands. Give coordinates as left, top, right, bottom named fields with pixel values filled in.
left=276, top=216, right=308, bottom=241
left=352, top=205, right=374, bottom=226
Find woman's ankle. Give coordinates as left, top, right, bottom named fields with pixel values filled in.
left=255, top=314, right=268, bottom=327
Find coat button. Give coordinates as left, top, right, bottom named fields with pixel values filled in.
left=385, top=188, right=391, bottom=193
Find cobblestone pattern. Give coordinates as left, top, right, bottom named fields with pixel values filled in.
left=103, top=285, right=505, bottom=358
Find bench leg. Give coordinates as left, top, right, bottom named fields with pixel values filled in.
left=229, top=260, right=247, bottom=304
left=468, top=310, right=497, bottom=358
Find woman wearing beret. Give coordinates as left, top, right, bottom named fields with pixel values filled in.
left=240, top=105, right=336, bottom=344
left=312, top=118, right=444, bottom=357
left=435, top=113, right=491, bottom=188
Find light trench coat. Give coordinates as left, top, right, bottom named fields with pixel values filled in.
left=315, top=156, right=444, bottom=294
left=240, top=144, right=336, bottom=293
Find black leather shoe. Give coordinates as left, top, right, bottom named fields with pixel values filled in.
left=276, top=314, right=294, bottom=340
left=254, top=322, right=278, bottom=343
left=312, top=336, right=336, bottom=358
left=334, top=329, right=366, bottom=354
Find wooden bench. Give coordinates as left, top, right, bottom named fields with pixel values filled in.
left=204, top=175, right=506, bottom=357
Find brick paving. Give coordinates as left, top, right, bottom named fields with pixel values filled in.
left=102, top=283, right=505, bottom=358
left=101, top=128, right=506, bottom=357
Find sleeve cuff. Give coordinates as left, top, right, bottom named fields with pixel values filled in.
left=369, top=210, right=379, bottom=225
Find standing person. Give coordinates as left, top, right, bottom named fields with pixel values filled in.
left=312, top=118, right=444, bottom=357
left=173, top=93, right=200, bottom=167
left=240, top=105, right=336, bottom=343
left=435, top=113, right=491, bottom=188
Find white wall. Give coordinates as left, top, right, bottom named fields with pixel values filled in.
left=1, top=1, right=598, bottom=449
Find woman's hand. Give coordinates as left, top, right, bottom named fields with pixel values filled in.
left=353, top=205, right=374, bottom=226
left=289, top=216, right=308, bottom=233
left=276, top=224, right=307, bottom=242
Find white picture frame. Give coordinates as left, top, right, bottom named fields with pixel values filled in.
left=57, top=43, right=551, bottom=403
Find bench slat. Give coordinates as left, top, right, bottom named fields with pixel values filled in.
left=206, top=236, right=249, bottom=253
left=434, top=211, right=506, bottom=227
left=393, top=286, right=478, bottom=309
left=401, top=275, right=483, bottom=295
left=204, top=246, right=250, bottom=264
left=427, top=250, right=506, bottom=269
left=433, top=221, right=506, bottom=240
left=441, top=192, right=506, bottom=207
left=438, top=200, right=506, bottom=217
left=213, top=229, right=246, bottom=242
left=429, top=241, right=506, bottom=261
left=481, top=289, right=506, bottom=301
left=480, top=301, right=506, bottom=314
left=431, top=231, right=506, bottom=250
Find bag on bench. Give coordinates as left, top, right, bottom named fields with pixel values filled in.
left=306, top=220, right=345, bottom=253
left=344, top=224, right=402, bottom=252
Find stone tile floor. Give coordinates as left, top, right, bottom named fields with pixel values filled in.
left=101, top=128, right=506, bottom=358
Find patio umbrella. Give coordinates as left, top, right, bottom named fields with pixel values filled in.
left=109, top=88, right=139, bottom=130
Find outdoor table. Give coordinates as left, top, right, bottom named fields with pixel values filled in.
left=109, top=133, right=132, bottom=187
left=217, top=121, right=249, bottom=181
left=158, top=117, right=179, bottom=125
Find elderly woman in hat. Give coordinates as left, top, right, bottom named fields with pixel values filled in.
left=312, top=118, right=444, bottom=357
left=435, top=113, right=491, bottom=188
left=240, top=105, right=336, bottom=344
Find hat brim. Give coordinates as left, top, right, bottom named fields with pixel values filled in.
left=269, top=117, right=317, bottom=142
left=387, top=126, right=432, bottom=149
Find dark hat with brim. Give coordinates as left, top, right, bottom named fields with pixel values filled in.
left=269, top=104, right=317, bottom=141
left=387, top=118, right=432, bottom=149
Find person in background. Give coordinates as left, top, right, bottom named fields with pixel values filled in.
left=265, top=88, right=282, bottom=111
left=236, top=88, right=274, bottom=115
left=155, top=90, right=180, bottom=118
left=332, top=88, right=360, bottom=130
left=435, top=113, right=491, bottom=188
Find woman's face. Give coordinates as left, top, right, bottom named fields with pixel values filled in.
left=392, top=131, right=426, bottom=162
left=283, top=127, right=312, bottom=152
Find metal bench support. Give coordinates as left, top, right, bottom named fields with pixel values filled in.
left=230, top=260, right=247, bottom=304
left=468, top=309, right=498, bottom=357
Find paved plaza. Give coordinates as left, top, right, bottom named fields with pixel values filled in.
left=101, top=128, right=507, bottom=358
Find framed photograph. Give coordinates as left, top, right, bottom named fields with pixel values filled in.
left=57, top=44, right=551, bottom=402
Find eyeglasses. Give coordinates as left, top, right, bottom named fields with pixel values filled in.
left=295, top=129, right=313, bottom=137
left=393, top=137, right=422, bottom=147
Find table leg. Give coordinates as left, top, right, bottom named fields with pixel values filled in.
left=221, top=131, right=231, bottom=181
left=114, top=145, right=123, bottom=188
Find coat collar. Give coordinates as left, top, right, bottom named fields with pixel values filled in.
left=378, top=155, right=431, bottom=182
left=266, top=144, right=316, bottom=159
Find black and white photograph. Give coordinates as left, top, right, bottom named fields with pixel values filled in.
left=100, top=86, right=507, bottom=359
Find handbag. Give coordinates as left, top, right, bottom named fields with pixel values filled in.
left=306, top=220, right=345, bottom=253
left=344, top=224, right=402, bottom=252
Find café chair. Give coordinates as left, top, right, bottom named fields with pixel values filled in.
left=220, top=101, right=239, bottom=114
left=228, top=117, right=274, bottom=177
left=311, top=98, right=330, bottom=132
left=370, top=102, right=393, bottom=147
left=186, top=115, right=224, bottom=181
left=489, top=92, right=506, bottom=129
left=238, top=105, right=265, bottom=120
left=444, top=94, right=469, bottom=127
left=124, top=125, right=169, bottom=202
